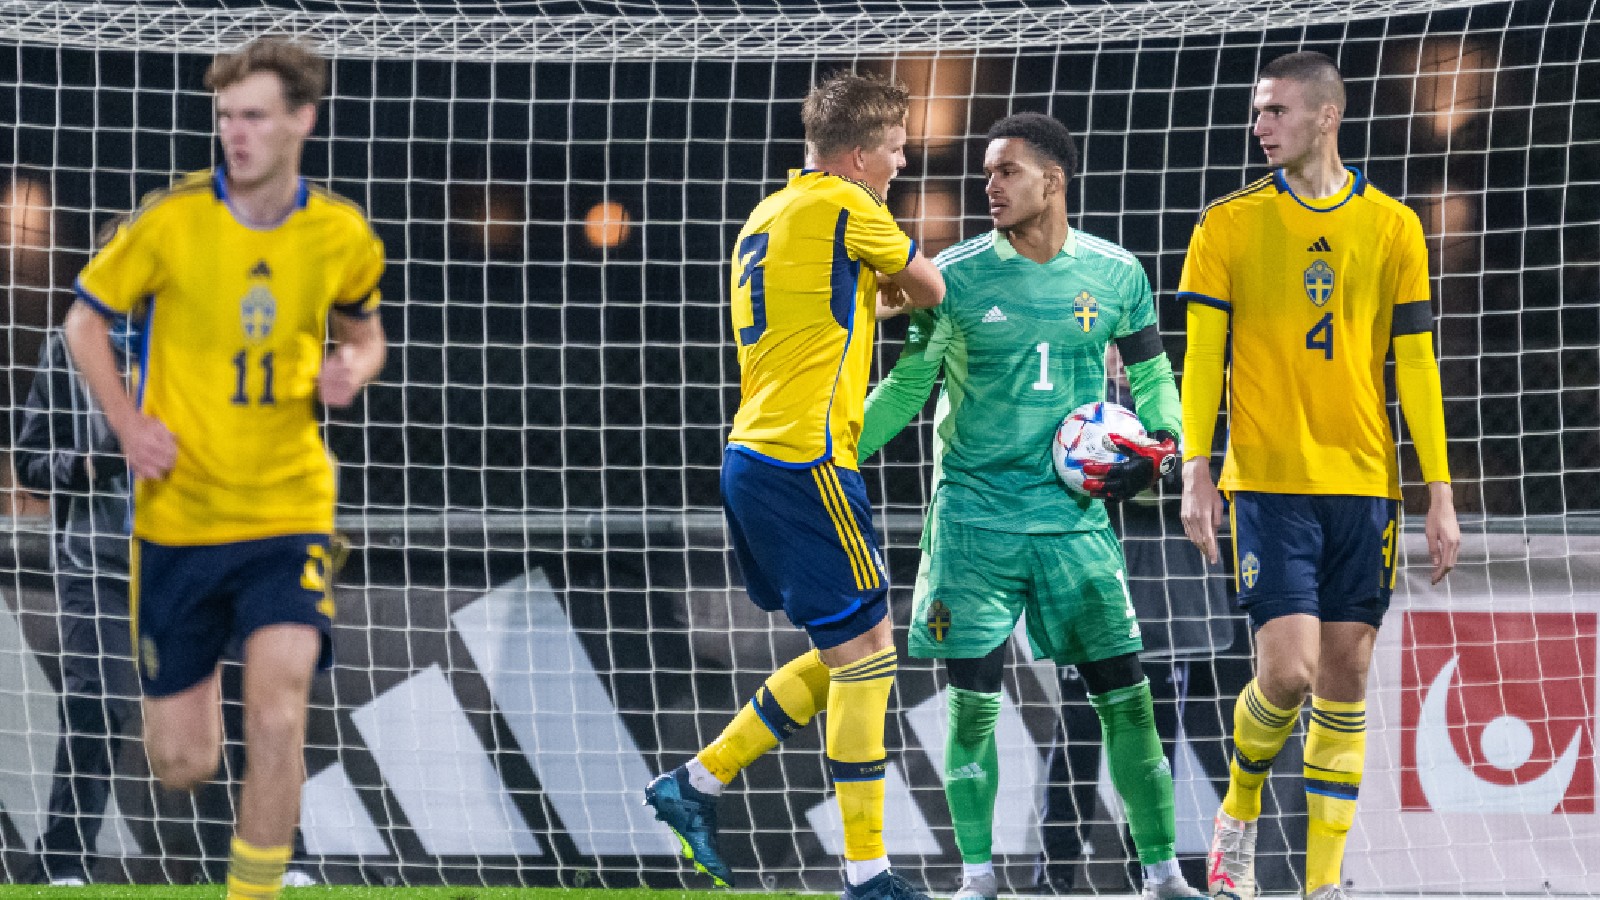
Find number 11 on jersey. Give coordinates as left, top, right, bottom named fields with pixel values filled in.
left=231, top=349, right=276, bottom=405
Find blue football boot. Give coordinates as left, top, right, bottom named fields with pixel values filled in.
left=644, top=766, right=734, bottom=888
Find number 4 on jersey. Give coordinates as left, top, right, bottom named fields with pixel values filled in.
left=1305, top=312, right=1333, bottom=360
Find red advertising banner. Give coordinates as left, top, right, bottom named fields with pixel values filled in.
left=1400, top=611, right=1596, bottom=814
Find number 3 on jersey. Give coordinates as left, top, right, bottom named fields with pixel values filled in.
left=1305, top=312, right=1333, bottom=360
left=735, top=233, right=770, bottom=347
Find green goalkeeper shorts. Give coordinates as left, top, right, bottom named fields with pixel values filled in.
left=907, top=516, right=1145, bottom=666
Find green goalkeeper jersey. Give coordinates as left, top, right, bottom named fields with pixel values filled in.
left=862, top=227, right=1181, bottom=534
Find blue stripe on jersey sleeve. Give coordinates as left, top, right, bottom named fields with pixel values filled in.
left=74, top=280, right=123, bottom=320
left=904, top=238, right=917, bottom=270
left=829, top=209, right=859, bottom=328
left=1179, top=291, right=1232, bottom=313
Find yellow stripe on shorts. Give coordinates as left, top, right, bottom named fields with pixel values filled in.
left=128, top=539, right=141, bottom=657
left=812, top=465, right=877, bottom=590
left=826, top=465, right=882, bottom=590
left=1228, top=496, right=1241, bottom=594
left=812, top=465, right=870, bottom=589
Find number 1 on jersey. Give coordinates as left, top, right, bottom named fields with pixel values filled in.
left=1033, top=342, right=1054, bottom=391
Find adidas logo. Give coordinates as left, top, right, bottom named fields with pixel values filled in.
left=1307, top=236, right=1332, bottom=252
left=982, top=306, right=1007, bottom=323
left=947, top=761, right=987, bottom=782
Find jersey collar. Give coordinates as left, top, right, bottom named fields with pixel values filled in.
left=1272, top=166, right=1365, bottom=212
left=990, top=226, right=1078, bottom=262
left=212, top=168, right=312, bottom=212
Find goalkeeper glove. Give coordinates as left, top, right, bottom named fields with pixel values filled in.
left=1080, top=429, right=1179, bottom=502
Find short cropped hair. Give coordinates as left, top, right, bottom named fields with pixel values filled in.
left=1259, top=51, right=1346, bottom=112
left=802, top=71, right=911, bottom=159
left=986, top=112, right=1080, bottom=185
left=205, top=37, right=328, bottom=110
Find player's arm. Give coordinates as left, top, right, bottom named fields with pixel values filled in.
left=1175, top=215, right=1231, bottom=563
left=320, top=310, right=387, bottom=409
left=860, top=307, right=946, bottom=461
left=847, top=193, right=944, bottom=312
left=1119, top=326, right=1182, bottom=441
left=69, top=210, right=176, bottom=480
left=64, top=301, right=176, bottom=480
left=879, top=251, right=943, bottom=311
left=321, top=225, right=388, bottom=408
left=1085, top=266, right=1181, bottom=501
left=1179, top=302, right=1229, bottom=563
left=1390, top=213, right=1458, bottom=584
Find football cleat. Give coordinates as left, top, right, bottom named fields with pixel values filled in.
left=953, top=871, right=998, bottom=900
left=1142, top=873, right=1206, bottom=900
left=645, top=766, right=734, bottom=888
left=842, top=869, right=931, bottom=900
left=1206, top=808, right=1258, bottom=900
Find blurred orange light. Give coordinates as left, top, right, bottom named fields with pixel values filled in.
left=889, top=56, right=975, bottom=153
left=1405, top=38, right=1496, bottom=139
left=1, top=174, right=53, bottom=283
left=894, top=186, right=962, bottom=257
left=584, top=202, right=631, bottom=249
left=450, top=183, right=524, bottom=257
left=2, top=175, right=52, bottom=251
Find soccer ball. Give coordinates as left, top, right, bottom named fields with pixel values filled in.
left=1051, top=401, right=1149, bottom=497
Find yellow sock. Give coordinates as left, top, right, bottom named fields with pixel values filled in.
left=226, top=836, right=290, bottom=900
left=825, top=646, right=897, bottom=862
left=1221, top=678, right=1302, bottom=822
left=698, top=649, right=831, bottom=784
left=1304, top=697, right=1365, bottom=892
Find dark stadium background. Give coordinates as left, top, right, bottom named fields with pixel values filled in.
left=1, top=0, right=1594, bottom=520
left=0, top=0, right=1595, bottom=889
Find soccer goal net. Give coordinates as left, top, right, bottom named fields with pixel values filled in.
left=0, top=0, right=1595, bottom=891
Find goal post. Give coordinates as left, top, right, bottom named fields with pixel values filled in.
left=0, top=0, right=1596, bottom=891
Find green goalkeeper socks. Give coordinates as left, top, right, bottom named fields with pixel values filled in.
left=944, top=686, right=1002, bottom=863
left=1091, top=678, right=1178, bottom=865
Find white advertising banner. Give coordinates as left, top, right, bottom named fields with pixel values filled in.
left=1348, top=533, right=1600, bottom=892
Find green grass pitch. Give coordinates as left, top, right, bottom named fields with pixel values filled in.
left=0, top=888, right=803, bottom=899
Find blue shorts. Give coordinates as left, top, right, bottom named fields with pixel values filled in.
left=1229, top=492, right=1399, bottom=630
left=722, top=447, right=889, bottom=650
left=132, top=534, right=336, bottom=697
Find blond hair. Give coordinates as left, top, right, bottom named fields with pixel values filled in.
left=801, top=71, right=910, bottom=159
left=204, top=37, right=328, bottom=110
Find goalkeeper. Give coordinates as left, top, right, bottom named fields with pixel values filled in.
left=859, top=112, right=1200, bottom=900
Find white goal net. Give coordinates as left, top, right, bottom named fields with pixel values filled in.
left=0, top=0, right=1595, bottom=892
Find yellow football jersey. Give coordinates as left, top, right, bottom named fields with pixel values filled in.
left=76, top=169, right=384, bottom=544
left=1178, top=168, right=1430, bottom=498
left=727, top=169, right=915, bottom=469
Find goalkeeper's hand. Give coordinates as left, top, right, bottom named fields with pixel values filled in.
left=1079, top=429, right=1179, bottom=501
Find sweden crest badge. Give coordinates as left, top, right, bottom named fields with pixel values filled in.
left=1304, top=260, right=1335, bottom=307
